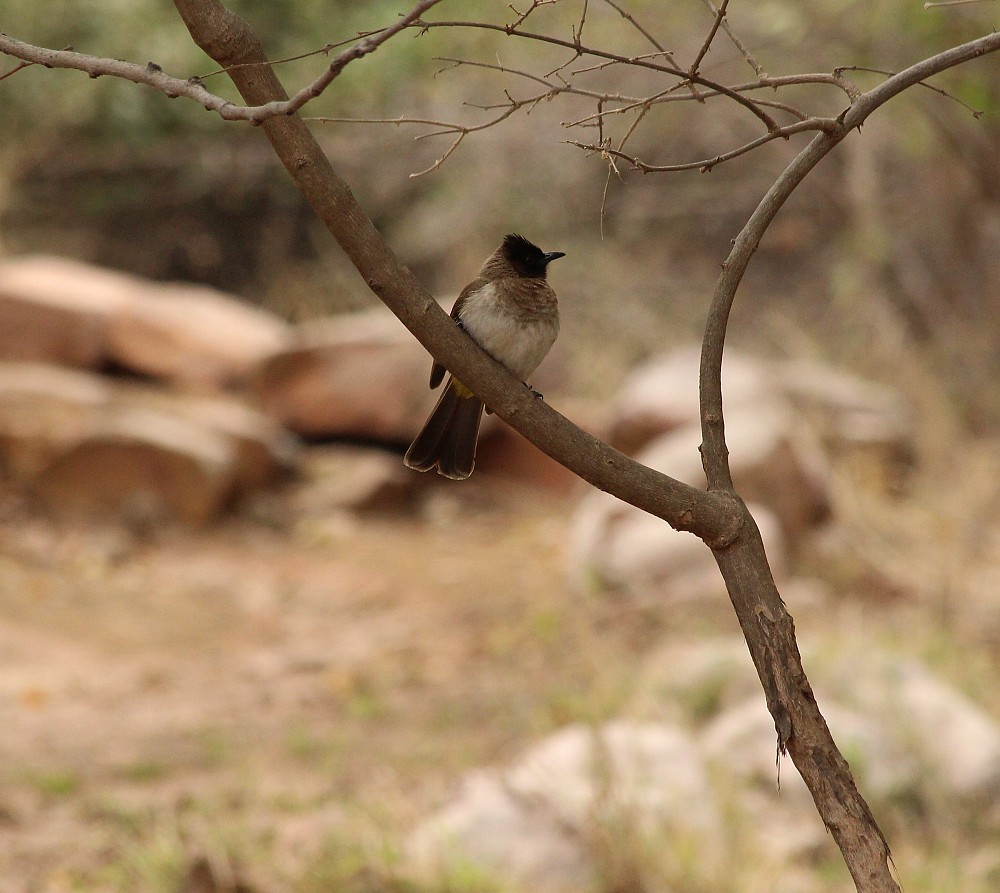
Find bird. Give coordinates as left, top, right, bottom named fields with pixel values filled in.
left=403, top=233, right=565, bottom=480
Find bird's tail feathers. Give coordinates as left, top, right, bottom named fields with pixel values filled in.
left=404, top=378, right=484, bottom=480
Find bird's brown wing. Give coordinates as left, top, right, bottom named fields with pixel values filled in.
left=429, top=276, right=489, bottom=389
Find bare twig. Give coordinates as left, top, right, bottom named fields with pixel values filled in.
left=574, top=0, right=590, bottom=45
left=0, top=53, right=42, bottom=82
left=413, top=18, right=782, bottom=132
left=702, top=0, right=767, bottom=77
left=507, top=0, right=559, bottom=29
left=689, top=0, right=729, bottom=77
left=835, top=64, right=985, bottom=116
left=600, top=0, right=706, bottom=101
left=197, top=29, right=384, bottom=80
left=601, top=0, right=666, bottom=53
left=569, top=117, right=839, bottom=172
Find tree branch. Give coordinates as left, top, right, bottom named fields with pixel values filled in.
left=688, top=0, right=729, bottom=78
left=697, top=29, right=1000, bottom=893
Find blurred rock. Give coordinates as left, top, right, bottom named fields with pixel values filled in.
left=609, top=346, right=914, bottom=469
left=609, top=346, right=775, bottom=455
left=256, top=312, right=436, bottom=441
left=409, top=640, right=1000, bottom=892
left=108, top=281, right=291, bottom=389
left=630, top=636, right=766, bottom=722
left=0, top=362, right=111, bottom=481
left=777, top=358, right=915, bottom=493
left=33, top=406, right=236, bottom=526
left=776, top=358, right=913, bottom=455
left=131, top=391, right=300, bottom=493
left=408, top=770, right=590, bottom=892
left=291, top=446, right=415, bottom=514
left=505, top=720, right=717, bottom=832
left=0, top=362, right=297, bottom=523
left=408, top=720, right=716, bottom=892
left=0, top=254, right=292, bottom=392
left=570, top=401, right=826, bottom=594
left=572, top=490, right=783, bottom=596
left=0, top=255, right=133, bottom=368
left=843, top=658, right=1000, bottom=805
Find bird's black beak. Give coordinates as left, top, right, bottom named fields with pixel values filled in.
left=543, top=251, right=566, bottom=265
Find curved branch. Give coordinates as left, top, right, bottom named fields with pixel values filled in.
left=699, top=28, right=1000, bottom=490
left=696, top=29, right=1000, bottom=893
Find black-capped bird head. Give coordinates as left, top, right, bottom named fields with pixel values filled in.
left=500, top=233, right=566, bottom=278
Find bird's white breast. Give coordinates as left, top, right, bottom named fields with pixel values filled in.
left=458, top=282, right=559, bottom=381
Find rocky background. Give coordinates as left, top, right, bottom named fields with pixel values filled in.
left=2, top=251, right=1000, bottom=893
left=4, top=2, right=1000, bottom=892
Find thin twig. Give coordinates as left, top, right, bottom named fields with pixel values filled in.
left=835, top=64, right=985, bottom=116
left=924, top=0, right=994, bottom=6
left=570, top=117, right=839, bottom=173
left=413, top=18, right=781, bottom=131
left=702, top=0, right=766, bottom=77
left=197, top=29, right=384, bottom=80
left=0, top=54, right=41, bottom=82
left=601, top=0, right=666, bottom=52
left=689, top=0, right=729, bottom=77
left=600, top=0, right=704, bottom=100
left=563, top=86, right=811, bottom=129
left=574, top=0, right=589, bottom=45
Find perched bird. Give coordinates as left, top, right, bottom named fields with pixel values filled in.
left=404, top=233, right=564, bottom=480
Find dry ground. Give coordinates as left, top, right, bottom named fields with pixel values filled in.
left=0, top=476, right=672, bottom=892
left=3, top=433, right=1000, bottom=893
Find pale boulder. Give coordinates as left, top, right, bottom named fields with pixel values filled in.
left=124, top=391, right=299, bottom=492
left=0, top=255, right=134, bottom=368
left=291, top=445, right=415, bottom=514
left=256, top=312, right=438, bottom=441
left=610, top=345, right=913, bottom=464
left=408, top=721, right=717, bottom=892
left=0, top=362, right=112, bottom=480
left=34, top=405, right=236, bottom=526
left=108, top=281, right=291, bottom=389
left=569, top=402, right=826, bottom=594
left=609, top=346, right=775, bottom=454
